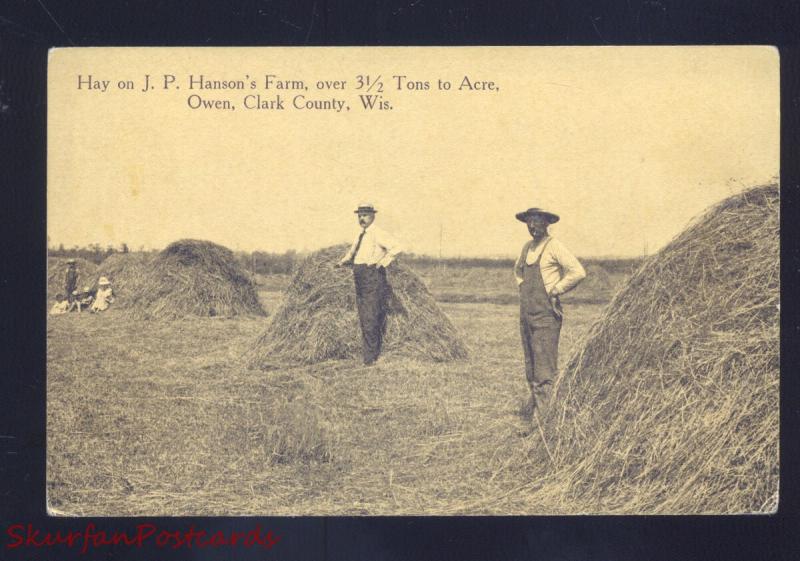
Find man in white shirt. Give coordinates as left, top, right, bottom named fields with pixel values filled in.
left=513, top=207, right=586, bottom=420
left=336, top=203, right=402, bottom=365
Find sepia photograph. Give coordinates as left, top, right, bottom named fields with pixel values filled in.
left=46, top=46, right=779, bottom=516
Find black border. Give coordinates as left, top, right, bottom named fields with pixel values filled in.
left=2, top=1, right=799, bottom=559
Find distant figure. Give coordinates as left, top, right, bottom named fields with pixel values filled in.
left=91, top=277, right=114, bottom=312
left=335, top=203, right=402, bottom=365
left=513, top=207, right=586, bottom=421
left=74, top=286, right=95, bottom=313
left=64, top=259, right=78, bottom=304
left=50, top=293, right=69, bottom=315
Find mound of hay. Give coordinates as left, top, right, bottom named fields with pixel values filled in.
left=118, top=240, right=266, bottom=319
left=92, top=252, right=154, bottom=299
left=47, top=257, right=97, bottom=301
left=249, top=245, right=469, bottom=367
left=539, top=184, right=779, bottom=513
left=561, top=263, right=613, bottom=303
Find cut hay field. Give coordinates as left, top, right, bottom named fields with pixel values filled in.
left=48, top=182, right=779, bottom=517
left=47, top=288, right=604, bottom=516
left=46, top=187, right=778, bottom=515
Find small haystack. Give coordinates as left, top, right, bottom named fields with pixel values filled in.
left=539, top=184, right=779, bottom=513
left=561, top=263, right=613, bottom=304
left=120, top=240, right=265, bottom=319
left=47, top=257, right=97, bottom=301
left=131, top=240, right=265, bottom=319
left=249, top=245, right=469, bottom=367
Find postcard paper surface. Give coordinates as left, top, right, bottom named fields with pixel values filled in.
left=47, top=47, right=779, bottom=515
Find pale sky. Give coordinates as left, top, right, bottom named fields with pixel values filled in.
left=48, top=47, right=778, bottom=257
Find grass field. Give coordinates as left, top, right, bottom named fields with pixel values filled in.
left=248, top=261, right=631, bottom=306
left=45, top=187, right=780, bottom=515
left=47, top=283, right=606, bottom=515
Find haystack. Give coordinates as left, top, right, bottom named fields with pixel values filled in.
left=561, top=263, right=613, bottom=304
left=120, top=240, right=265, bottom=319
left=540, top=184, right=779, bottom=513
left=92, top=252, right=154, bottom=300
left=249, top=245, right=469, bottom=367
left=47, top=257, right=97, bottom=301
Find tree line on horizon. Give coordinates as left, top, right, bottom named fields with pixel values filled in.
left=48, top=244, right=642, bottom=276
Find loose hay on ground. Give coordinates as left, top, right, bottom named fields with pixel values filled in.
left=47, top=315, right=333, bottom=516
left=248, top=245, right=469, bottom=367
left=531, top=184, right=779, bottom=514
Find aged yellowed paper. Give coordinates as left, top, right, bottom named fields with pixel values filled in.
left=47, top=47, right=778, bottom=515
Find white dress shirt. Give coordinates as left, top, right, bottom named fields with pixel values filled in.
left=342, top=224, right=402, bottom=267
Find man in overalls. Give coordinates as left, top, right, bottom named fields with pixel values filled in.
left=336, top=203, right=402, bottom=365
left=514, top=208, right=586, bottom=420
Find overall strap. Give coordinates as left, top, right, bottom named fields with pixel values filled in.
left=528, top=237, right=553, bottom=265
left=518, top=240, right=533, bottom=266
left=536, top=238, right=553, bottom=264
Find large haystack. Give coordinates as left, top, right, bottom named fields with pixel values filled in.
left=540, top=184, right=779, bottom=513
left=249, top=245, right=469, bottom=367
left=47, top=257, right=97, bottom=301
left=121, top=240, right=265, bottom=319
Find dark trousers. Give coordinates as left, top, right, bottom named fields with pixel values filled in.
left=520, top=313, right=561, bottom=415
left=353, top=265, right=388, bottom=364
left=66, top=282, right=77, bottom=303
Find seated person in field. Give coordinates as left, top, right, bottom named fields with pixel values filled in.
left=67, top=290, right=80, bottom=312
left=74, top=286, right=95, bottom=312
left=49, top=293, right=69, bottom=315
left=90, top=277, right=114, bottom=313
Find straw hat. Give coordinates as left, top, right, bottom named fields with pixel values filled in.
left=354, top=202, right=377, bottom=214
left=515, top=207, right=560, bottom=224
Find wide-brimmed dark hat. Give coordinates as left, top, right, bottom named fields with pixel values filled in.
left=354, top=202, right=377, bottom=214
left=515, top=207, right=560, bottom=224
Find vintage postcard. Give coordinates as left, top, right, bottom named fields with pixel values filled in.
left=46, top=46, right=779, bottom=516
